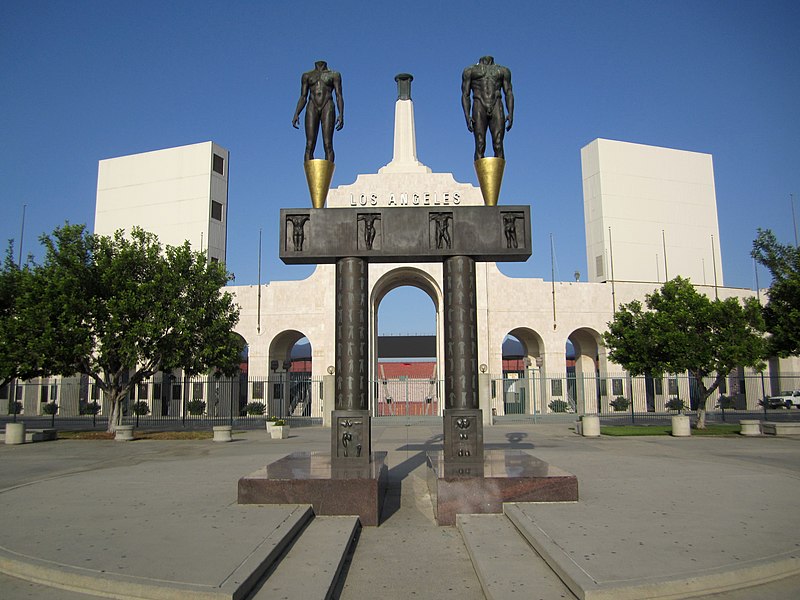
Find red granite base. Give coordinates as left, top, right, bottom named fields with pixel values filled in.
left=238, top=451, right=388, bottom=526
left=426, top=450, right=578, bottom=526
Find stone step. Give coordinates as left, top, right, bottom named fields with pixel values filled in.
left=457, top=513, right=577, bottom=600
left=250, top=515, right=360, bottom=600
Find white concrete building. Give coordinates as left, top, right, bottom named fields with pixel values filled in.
left=95, top=141, right=229, bottom=264
left=582, top=139, right=723, bottom=285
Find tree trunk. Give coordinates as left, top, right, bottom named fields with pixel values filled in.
left=696, top=392, right=715, bottom=429
left=106, top=391, right=125, bottom=433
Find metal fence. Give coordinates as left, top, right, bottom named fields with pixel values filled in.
left=490, top=371, right=800, bottom=423
left=0, top=375, right=323, bottom=429
left=372, top=377, right=441, bottom=417
left=4, top=370, right=800, bottom=429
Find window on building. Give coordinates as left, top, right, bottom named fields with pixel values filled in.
left=193, top=383, right=204, bottom=399
left=595, top=255, right=605, bottom=278
left=211, top=200, right=223, bottom=221
left=612, top=378, right=623, bottom=396
left=138, top=383, right=149, bottom=400
left=213, top=154, right=224, bottom=175
left=0, top=383, right=8, bottom=400
left=210, top=257, right=219, bottom=264
left=668, top=378, right=679, bottom=396
left=654, top=378, right=663, bottom=395
left=252, top=381, right=264, bottom=400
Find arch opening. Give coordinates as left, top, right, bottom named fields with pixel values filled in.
left=268, top=330, right=313, bottom=418
left=371, top=268, right=442, bottom=417
left=566, top=327, right=602, bottom=414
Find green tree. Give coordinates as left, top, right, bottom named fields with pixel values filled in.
left=751, top=229, right=800, bottom=357
left=0, top=242, right=43, bottom=394
left=32, top=224, right=241, bottom=431
left=603, top=277, right=766, bottom=428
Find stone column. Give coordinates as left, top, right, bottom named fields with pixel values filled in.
left=443, top=256, right=483, bottom=462
left=332, top=257, right=370, bottom=463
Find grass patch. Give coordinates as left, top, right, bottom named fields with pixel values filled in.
left=58, top=430, right=215, bottom=440
left=602, top=424, right=742, bottom=437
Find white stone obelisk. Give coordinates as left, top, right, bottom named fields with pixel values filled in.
left=379, top=73, right=431, bottom=174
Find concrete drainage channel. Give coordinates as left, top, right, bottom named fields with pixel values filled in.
left=0, top=507, right=359, bottom=600
left=244, top=513, right=360, bottom=600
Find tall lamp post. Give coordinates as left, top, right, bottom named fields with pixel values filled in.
left=283, top=359, right=292, bottom=417
left=523, top=357, right=532, bottom=416
left=270, top=360, right=279, bottom=417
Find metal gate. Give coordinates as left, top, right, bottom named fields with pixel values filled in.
left=373, top=377, right=441, bottom=417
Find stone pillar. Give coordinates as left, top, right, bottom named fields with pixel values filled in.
left=332, top=257, right=370, bottom=464
left=443, top=256, right=483, bottom=462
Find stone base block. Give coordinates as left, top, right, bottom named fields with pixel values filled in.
left=426, top=450, right=578, bottom=526
left=671, top=415, right=691, bottom=437
left=213, top=425, right=232, bottom=442
left=238, top=451, right=388, bottom=526
left=739, top=420, right=761, bottom=436
left=762, top=421, right=800, bottom=435
left=115, top=425, right=134, bottom=441
left=581, top=415, right=600, bottom=437
left=4, top=422, right=26, bottom=445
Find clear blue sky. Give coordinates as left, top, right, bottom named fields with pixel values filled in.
left=2, top=1, right=798, bottom=335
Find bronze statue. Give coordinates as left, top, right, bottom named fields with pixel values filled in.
left=292, top=61, right=344, bottom=162
left=461, top=56, right=514, bottom=161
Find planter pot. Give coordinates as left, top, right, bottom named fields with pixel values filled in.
left=271, top=426, right=289, bottom=440
left=671, top=415, right=691, bottom=437
left=115, top=425, right=134, bottom=441
left=581, top=415, right=601, bottom=437
left=739, top=420, right=761, bottom=436
left=5, top=422, right=26, bottom=445
left=266, top=421, right=276, bottom=434
left=213, top=425, right=233, bottom=442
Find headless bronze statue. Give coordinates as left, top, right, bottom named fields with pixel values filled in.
left=292, top=61, right=344, bottom=162
left=461, top=56, right=514, bottom=161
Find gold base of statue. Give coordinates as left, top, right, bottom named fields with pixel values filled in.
left=304, top=159, right=335, bottom=209
left=474, top=157, right=505, bottom=206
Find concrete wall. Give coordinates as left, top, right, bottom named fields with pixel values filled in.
left=582, top=139, right=722, bottom=286
left=95, top=141, right=228, bottom=264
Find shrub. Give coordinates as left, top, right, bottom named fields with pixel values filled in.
left=266, top=415, right=278, bottom=422
left=83, top=401, right=101, bottom=416
left=132, top=401, right=150, bottom=416
left=548, top=400, right=568, bottom=413
left=610, top=396, right=630, bottom=411
left=8, top=400, right=23, bottom=415
left=717, top=395, right=735, bottom=410
left=665, top=397, right=686, bottom=412
left=187, top=399, right=206, bottom=415
left=42, top=402, right=59, bottom=415
left=245, top=401, right=266, bottom=415
left=273, top=419, right=287, bottom=427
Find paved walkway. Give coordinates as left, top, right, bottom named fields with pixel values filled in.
left=1, top=423, right=799, bottom=599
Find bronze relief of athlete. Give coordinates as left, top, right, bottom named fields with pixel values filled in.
left=292, top=61, right=344, bottom=162
left=461, top=56, right=514, bottom=161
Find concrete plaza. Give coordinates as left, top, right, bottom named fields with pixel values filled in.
left=1, top=422, right=799, bottom=599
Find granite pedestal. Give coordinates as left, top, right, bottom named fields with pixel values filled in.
left=238, top=451, right=388, bottom=526
left=426, top=450, right=578, bottom=526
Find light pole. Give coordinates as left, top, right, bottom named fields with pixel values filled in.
left=283, top=359, right=292, bottom=417
left=270, top=360, right=279, bottom=417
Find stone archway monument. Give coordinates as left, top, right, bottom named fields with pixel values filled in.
left=239, top=66, right=577, bottom=526
left=280, top=204, right=532, bottom=466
